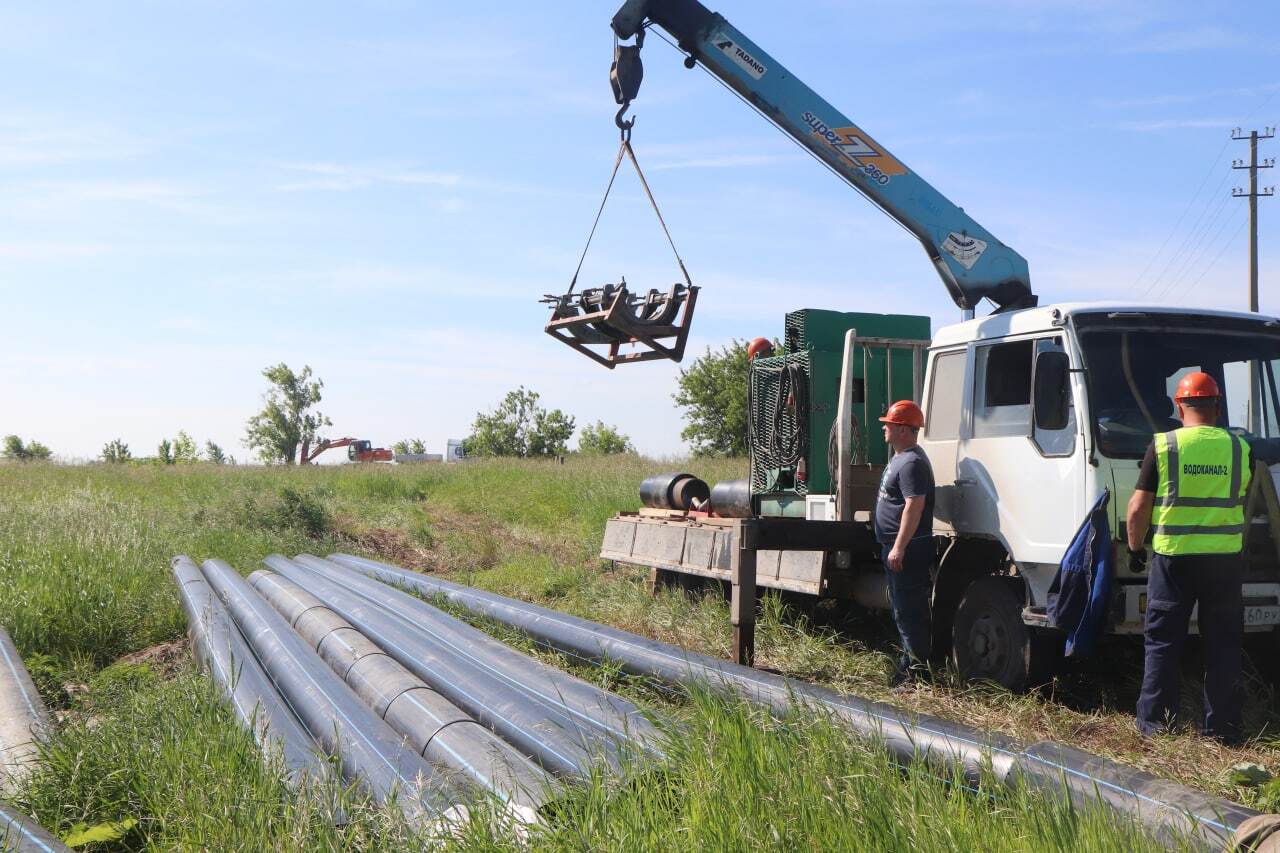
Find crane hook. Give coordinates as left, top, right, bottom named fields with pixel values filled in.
left=611, top=28, right=643, bottom=142
left=616, top=103, right=635, bottom=140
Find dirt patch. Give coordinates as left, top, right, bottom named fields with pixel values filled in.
left=346, top=527, right=437, bottom=572
left=340, top=507, right=582, bottom=576
left=115, top=638, right=189, bottom=680
left=423, top=505, right=581, bottom=572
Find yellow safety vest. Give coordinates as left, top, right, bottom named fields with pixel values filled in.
left=1152, top=426, right=1251, bottom=556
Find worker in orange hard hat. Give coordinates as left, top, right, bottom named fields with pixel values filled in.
left=746, top=337, right=774, bottom=361
left=1126, top=370, right=1251, bottom=743
left=874, top=399, right=935, bottom=688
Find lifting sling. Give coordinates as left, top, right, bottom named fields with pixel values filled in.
left=542, top=31, right=698, bottom=369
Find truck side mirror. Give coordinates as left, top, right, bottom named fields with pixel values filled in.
left=1032, top=351, right=1071, bottom=431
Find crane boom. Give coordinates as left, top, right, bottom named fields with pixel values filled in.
left=611, top=0, right=1035, bottom=312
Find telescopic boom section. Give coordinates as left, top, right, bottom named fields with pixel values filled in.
left=612, top=0, right=1035, bottom=312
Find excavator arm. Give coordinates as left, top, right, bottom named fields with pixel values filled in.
left=300, top=437, right=355, bottom=465
left=611, top=0, right=1034, bottom=313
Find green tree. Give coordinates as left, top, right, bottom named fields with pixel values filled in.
left=243, top=363, right=332, bottom=465
left=577, top=421, right=635, bottom=455
left=393, top=438, right=427, bottom=455
left=467, top=387, right=576, bottom=457
left=100, top=439, right=131, bottom=463
left=172, top=431, right=200, bottom=464
left=528, top=408, right=575, bottom=457
left=673, top=339, right=753, bottom=457
left=204, top=440, right=227, bottom=464
left=2, top=435, right=51, bottom=461
left=156, top=438, right=174, bottom=465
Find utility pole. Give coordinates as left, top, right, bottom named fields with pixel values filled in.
left=1232, top=127, right=1275, bottom=312
left=1232, top=127, right=1274, bottom=433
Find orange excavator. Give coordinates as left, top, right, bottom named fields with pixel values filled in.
left=299, top=437, right=392, bottom=465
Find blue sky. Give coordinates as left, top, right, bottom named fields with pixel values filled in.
left=0, top=1, right=1276, bottom=461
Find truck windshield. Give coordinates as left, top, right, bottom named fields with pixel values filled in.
left=1076, top=315, right=1280, bottom=459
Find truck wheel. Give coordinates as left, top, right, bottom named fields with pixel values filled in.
left=951, top=577, right=1032, bottom=692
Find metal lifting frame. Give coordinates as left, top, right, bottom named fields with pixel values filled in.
left=544, top=283, right=699, bottom=369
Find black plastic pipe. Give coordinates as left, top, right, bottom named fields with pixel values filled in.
left=199, top=559, right=457, bottom=825
left=251, top=564, right=555, bottom=821
left=0, top=803, right=69, bottom=853
left=290, top=553, right=662, bottom=758
left=639, top=473, right=709, bottom=511
left=328, top=552, right=1256, bottom=850
left=269, top=556, right=620, bottom=780
left=172, top=557, right=334, bottom=790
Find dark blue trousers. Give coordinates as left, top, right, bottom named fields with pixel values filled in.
left=881, top=538, right=934, bottom=675
left=1136, top=553, right=1244, bottom=743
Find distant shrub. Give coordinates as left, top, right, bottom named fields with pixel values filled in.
left=100, top=439, right=132, bottom=463
left=2, top=435, right=52, bottom=461
left=263, top=487, right=331, bottom=537
left=577, top=421, right=634, bottom=455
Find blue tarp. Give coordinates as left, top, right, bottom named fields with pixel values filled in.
left=1046, top=489, right=1113, bottom=658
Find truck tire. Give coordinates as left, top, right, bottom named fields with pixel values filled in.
left=951, top=576, right=1033, bottom=692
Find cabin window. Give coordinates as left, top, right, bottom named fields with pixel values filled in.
left=973, top=340, right=1034, bottom=438
left=925, top=351, right=965, bottom=440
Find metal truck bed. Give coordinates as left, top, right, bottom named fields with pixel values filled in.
left=601, top=509, right=877, bottom=596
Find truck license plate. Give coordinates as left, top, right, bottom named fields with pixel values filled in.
left=1245, top=606, right=1280, bottom=627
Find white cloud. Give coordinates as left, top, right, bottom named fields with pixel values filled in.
left=1109, top=117, right=1242, bottom=132
left=649, top=154, right=784, bottom=171
left=24, top=179, right=195, bottom=203
left=273, top=160, right=462, bottom=192
left=0, top=112, right=154, bottom=168
left=206, top=262, right=539, bottom=299
left=1119, top=26, right=1248, bottom=54
left=0, top=240, right=116, bottom=260
left=270, top=159, right=574, bottom=199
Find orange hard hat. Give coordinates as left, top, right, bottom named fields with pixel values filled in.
left=746, top=337, right=774, bottom=361
left=1174, top=371, right=1221, bottom=401
left=879, top=400, right=925, bottom=429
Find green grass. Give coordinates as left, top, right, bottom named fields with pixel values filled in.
left=520, top=691, right=1180, bottom=853
left=0, top=458, right=1266, bottom=849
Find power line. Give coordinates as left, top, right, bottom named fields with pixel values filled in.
left=1150, top=183, right=1237, bottom=301
left=1164, top=204, right=1246, bottom=303
left=1142, top=165, right=1234, bottom=299
left=1134, top=88, right=1275, bottom=300
left=1132, top=136, right=1231, bottom=295
left=1182, top=216, right=1249, bottom=294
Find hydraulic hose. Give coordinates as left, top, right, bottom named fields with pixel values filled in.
left=172, top=557, right=334, bottom=791
left=327, top=552, right=1255, bottom=850
left=289, top=554, right=662, bottom=758
left=199, top=559, right=458, bottom=826
left=250, top=565, right=555, bottom=821
left=0, top=803, right=69, bottom=853
left=268, top=556, right=623, bottom=780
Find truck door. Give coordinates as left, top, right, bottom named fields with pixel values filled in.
left=920, top=348, right=968, bottom=532
left=954, top=336, right=1084, bottom=566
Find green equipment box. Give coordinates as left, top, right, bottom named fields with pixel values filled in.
left=749, top=308, right=930, bottom=517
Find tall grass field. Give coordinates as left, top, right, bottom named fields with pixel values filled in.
left=0, top=458, right=1275, bottom=850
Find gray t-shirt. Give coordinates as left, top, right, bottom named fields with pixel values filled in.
left=873, top=444, right=935, bottom=545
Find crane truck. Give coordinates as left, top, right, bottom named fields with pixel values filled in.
left=589, top=0, right=1280, bottom=691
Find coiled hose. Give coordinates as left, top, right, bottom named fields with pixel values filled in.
left=748, top=358, right=809, bottom=489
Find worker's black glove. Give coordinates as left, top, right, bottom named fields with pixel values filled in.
left=1127, top=548, right=1147, bottom=574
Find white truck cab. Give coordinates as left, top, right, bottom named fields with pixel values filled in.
left=919, top=302, right=1280, bottom=677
